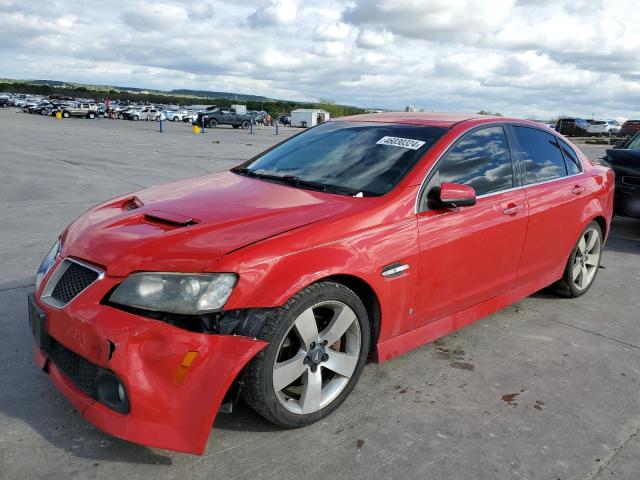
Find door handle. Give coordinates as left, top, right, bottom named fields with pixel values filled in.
left=571, top=185, right=585, bottom=195
left=503, top=204, right=525, bottom=216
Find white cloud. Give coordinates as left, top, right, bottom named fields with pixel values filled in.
left=0, top=0, right=639, bottom=119
left=356, top=29, right=393, bottom=49
left=248, top=0, right=297, bottom=27
left=314, top=22, right=351, bottom=41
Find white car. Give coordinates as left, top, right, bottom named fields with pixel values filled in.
left=164, top=110, right=190, bottom=122
left=587, top=120, right=620, bottom=136
left=131, top=107, right=160, bottom=121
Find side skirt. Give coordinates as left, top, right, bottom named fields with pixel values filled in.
left=375, top=268, right=563, bottom=363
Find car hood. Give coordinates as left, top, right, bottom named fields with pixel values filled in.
left=62, top=171, right=357, bottom=276
left=606, top=148, right=640, bottom=177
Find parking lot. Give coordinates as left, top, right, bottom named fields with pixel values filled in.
left=1, top=109, right=639, bottom=479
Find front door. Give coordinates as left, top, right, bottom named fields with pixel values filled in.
left=414, top=125, right=528, bottom=327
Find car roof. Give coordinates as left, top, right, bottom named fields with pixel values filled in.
left=336, top=112, right=519, bottom=128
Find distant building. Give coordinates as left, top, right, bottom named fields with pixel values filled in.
left=405, top=104, right=425, bottom=112
left=291, top=109, right=330, bottom=127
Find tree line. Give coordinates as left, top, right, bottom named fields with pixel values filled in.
left=0, top=81, right=366, bottom=118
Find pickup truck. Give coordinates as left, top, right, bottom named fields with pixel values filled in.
left=197, top=107, right=252, bottom=129
left=62, top=103, right=98, bottom=119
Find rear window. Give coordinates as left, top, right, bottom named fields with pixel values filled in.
left=513, top=126, right=567, bottom=184
left=558, top=139, right=582, bottom=175
left=239, top=121, right=446, bottom=196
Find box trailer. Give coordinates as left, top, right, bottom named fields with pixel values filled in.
left=290, top=109, right=330, bottom=127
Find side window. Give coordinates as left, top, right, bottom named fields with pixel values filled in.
left=437, top=126, right=514, bottom=196
left=513, top=126, right=567, bottom=184
left=558, top=139, right=582, bottom=175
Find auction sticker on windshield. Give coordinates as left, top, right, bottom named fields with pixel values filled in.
left=376, top=136, right=426, bottom=150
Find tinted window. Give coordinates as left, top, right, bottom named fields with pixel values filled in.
left=627, top=133, right=640, bottom=151
left=513, top=126, right=567, bottom=184
left=558, top=139, right=582, bottom=175
left=241, top=121, right=446, bottom=196
left=438, top=126, right=513, bottom=196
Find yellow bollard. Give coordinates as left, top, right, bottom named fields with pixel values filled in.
left=192, top=124, right=201, bottom=134
left=55, top=111, right=62, bottom=120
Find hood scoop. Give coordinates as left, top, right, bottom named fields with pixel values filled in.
left=144, top=209, right=198, bottom=227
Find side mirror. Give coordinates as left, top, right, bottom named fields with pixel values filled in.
left=430, top=182, right=477, bottom=209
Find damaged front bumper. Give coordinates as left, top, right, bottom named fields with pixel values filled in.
left=28, top=272, right=268, bottom=455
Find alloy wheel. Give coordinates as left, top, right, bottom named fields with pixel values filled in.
left=272, top=301, right=361, bottom=415
left=572, top=226, right=601, bottom=291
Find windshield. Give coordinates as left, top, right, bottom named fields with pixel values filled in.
left=235, top=121, right=446, bottom=196
left=627, top=133, right=640, bottom=151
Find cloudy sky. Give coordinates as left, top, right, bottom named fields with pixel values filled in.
left=1, top=0, right=639, bottom=119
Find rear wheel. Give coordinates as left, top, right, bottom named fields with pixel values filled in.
left=62, top=111, right=70, bottom=118
left=243, top=282, right=370, bottom=428
left=241, top=120, right=250, bottom=129
left=208, top=118, right=217, bottom=128
left=554, top=221, right=603, bottom=297
left=88, top=112, right=95, bottom=119
left=173, top=116, right=179, bottom=122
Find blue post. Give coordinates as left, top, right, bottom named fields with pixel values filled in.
left=201, top=117, right=205, bottom=133
left=249, top=118, right=254, bottom=134
left=275, top=121, right=279, bottom=135
left=159, top=117, right=164, bottom=133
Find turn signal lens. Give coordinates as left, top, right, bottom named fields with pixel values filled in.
left=175, top=351, right=199, bottom=384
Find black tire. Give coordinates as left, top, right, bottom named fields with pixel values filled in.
left=118, top=113, right=123, bottom=119
left=208, top=118, right=218, bottom=128
left=232, top=124, right=240, bottom=129
left=243, top=281, right=370, bottom=428
left=173, top=116, right=179, bottom=122
left=133, top=115, right=139, bottom=121
left=241, top=120, right=250, bottom=129
left=88, top=112, right=95, bottom=119
left=62, top=111, right=70, bottom=118
left=554, top=221, right=603, bottom=298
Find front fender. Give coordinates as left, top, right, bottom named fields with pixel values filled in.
left=220, top=218, right=420, bottom=344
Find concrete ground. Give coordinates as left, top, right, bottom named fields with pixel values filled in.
left=0, top=109, right=639, bottom=480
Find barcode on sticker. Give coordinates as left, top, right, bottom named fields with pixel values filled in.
left=376, top=136, right=426, bottom=150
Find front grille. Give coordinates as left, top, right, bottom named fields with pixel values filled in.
left=622, top=176, right=640, bottom=187
left=48, top=339, right=97, bottom=396
left=50, top=261, right=100, bottom=304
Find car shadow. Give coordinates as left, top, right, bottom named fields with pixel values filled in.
left=603, top=217, right=640, bottom=255
left=213, top=401, right=283, bottom=433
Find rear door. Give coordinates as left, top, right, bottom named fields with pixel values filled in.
left=414, top=125, right=528, bottom=327
left=510, top=125, right=588, bottom=287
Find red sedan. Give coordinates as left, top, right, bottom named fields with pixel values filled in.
left=29, top=113, right=614, bottom=454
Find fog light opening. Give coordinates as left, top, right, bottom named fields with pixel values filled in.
left=96, top=370, right=130, bottom=413
left=117, top=383, right=125, bottom=403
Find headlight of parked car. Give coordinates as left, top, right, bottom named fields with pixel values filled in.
left=109, top=273, right=238, bottom=314
left=35, top=239, right=61, bottom=291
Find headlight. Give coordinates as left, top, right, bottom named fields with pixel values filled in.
left=35, top=239, right=61, bottom=290
left=109, top=273, right=238, bottom=314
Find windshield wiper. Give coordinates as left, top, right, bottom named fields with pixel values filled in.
left=232, top=168, right=364, bottom=196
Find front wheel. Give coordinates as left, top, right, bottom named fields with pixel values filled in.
left=554, top=221, right=603, bottom=297
left=62, top=111, right=70, bottom=118
left=208, top=118, right=218, bottom=128
left=88, top=112, right=95, bottom=119
left=243, top=282, right=370, bottom=428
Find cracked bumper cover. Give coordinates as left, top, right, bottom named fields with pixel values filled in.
left=31, top=275, right=268, bottom=455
